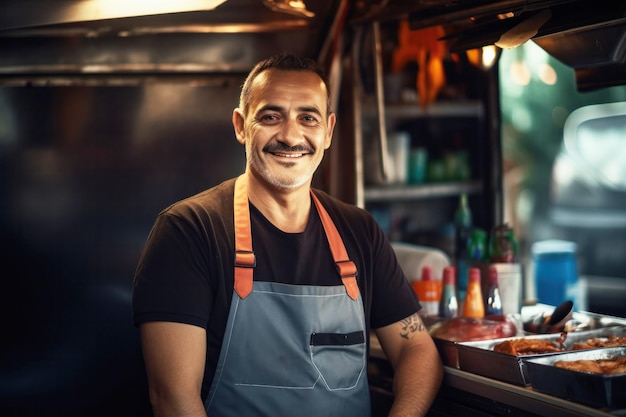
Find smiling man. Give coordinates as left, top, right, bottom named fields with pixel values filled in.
left=132, top=53, right=443, bottom=417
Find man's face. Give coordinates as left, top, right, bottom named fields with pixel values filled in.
left=234, top=69, right=335, bottom=190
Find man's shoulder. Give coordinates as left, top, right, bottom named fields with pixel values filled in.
left=312, top=188, right=372, bottom=225
left=312, top=188, right=363, bottom=212
left=162, top=178, right=236, bottom=218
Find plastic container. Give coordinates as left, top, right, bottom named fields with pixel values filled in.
left=491, top=263, right=522, bottom=315
left=532, top=240, right=581, bottom=309
left=462, top=268, right=485, bottom=318
left=412, top=266, right=442, bottom=316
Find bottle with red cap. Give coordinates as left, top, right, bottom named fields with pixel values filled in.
left=438, top=266, right=458, bottom=318
left=462, top=268, right=485, bottom=318
left=485, top=266, right=503, bottom=315
left=412, top=266, right=441, bottom=316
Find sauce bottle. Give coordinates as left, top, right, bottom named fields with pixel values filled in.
left=485, top=266, right=503, bottom=315
left=412, top=266, right=440, bottom=316
left=454, top=194, right=472, bottom=303
left=462, top=267, right=485, bottom=318
left=439, top=266, right=458, bottom=318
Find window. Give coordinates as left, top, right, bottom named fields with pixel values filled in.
left=499, top=41, right=626, bottom=317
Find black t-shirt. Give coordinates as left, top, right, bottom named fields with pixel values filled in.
left=132, top=178, right=420, bottom=398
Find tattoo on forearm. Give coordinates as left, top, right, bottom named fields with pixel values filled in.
left=399, top=314, right=426, bottom=339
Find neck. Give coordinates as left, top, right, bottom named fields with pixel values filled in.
left=245, top=172, right=312, bottom=233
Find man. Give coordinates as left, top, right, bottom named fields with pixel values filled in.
left=133, top=52, right=443, bottom=417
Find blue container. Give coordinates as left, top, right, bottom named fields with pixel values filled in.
left=532, top=240, right=580, bottom=309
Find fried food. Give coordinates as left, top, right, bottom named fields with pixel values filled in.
left=493, top=333, right=626, bottom=356
left=493, top=338, right=564, bottom=356
left=571, top=336, right=626, bottom=350
left=554, top=356, right=626, bottom=375
left=554, top=359, right=604, bottom=374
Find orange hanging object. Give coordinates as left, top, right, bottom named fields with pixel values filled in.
left=392, top=20, right=448, bottom=108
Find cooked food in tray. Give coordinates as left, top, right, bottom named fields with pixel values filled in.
left=493, top=337, right=564, bottom=355
left=492, top=333, right=626, bottom=356
left=554, top=356, right=626, bottom=375
left=572, top=335, right=626, bottom=350
left=525, top=347, right=626, bottom=409
left=457, top=325, right=626, bottom=387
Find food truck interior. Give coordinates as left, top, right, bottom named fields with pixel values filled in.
left=0, top=1, right=624, bottom=416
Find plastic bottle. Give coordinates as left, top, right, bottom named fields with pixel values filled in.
left=454, top=194, right=472, bottom=304
left=485, top=266, right=503, bottom=315
left=412, top=266, right=440, bottom=316
left=462, top=268, right=485, bottom=318
left=468, top=228, right=487, bottom=262
left=488, top=223, right=518, bottom=263
left=439, top=266, right=458, bottom=318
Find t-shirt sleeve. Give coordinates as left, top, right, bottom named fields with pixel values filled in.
left=132, top=211, right=212, bottom=329
left=368, top=217, right=422, bottom=329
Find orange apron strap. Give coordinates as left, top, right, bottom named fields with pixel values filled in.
left=233, top=174, right=254, bottom=299
left=311, top=191, right=360, bottom=300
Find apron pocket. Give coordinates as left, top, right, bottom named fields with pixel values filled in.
left=310, top=331, right=366, bottom=390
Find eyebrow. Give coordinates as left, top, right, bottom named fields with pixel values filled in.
left=258, top=104, right=323, bottom=117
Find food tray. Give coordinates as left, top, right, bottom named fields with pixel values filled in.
left=428, top=315, right=521, bottom=369
left=433, top=338, right=460, bottom=368
left=526, top=347, right=626, bottom=409
left=578, top=311, right=626, bottom=331
left=456, top=326, right=626, bottom=386
left=522, top=305, right=626, bottom=333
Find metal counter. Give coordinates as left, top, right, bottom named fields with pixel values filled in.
left=441, top=366, right=624, bottom=417
left=369, top=335, right=626, bottom=417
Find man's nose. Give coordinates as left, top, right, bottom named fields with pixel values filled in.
left=278, top=118, right=302, bottom=145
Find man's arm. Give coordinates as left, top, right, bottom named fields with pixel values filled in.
left=375, top=313, right=443, bottom=417
left=140, top=321, right=208, bottom=417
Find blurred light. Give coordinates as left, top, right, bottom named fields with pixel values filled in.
left=466, top=45, right=500, bottom=69
left=552, top=155, right=577, bottom=189
left=511, top=105, right=533, bottom=132
left=481, top=45, right=499, bottom=69
left=538, top=63, right=557, bottom=85
left=510, top=61, right=531, bottom=85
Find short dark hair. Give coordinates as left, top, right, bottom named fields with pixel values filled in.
left=239, top=52, right=332, bottom=116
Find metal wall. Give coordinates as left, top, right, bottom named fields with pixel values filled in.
left=0, top=78, right=246, bottom=416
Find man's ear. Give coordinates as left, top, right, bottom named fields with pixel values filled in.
left=232, top=108, right=246, bottom=145
left=324, top=112, right=336, bottom=150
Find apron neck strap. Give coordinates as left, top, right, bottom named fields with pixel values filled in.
left=233, top=174, right=359, bottom=300
left=311, top=192, right=359, bottom=300
left=233, top=174, right=255, bottom=299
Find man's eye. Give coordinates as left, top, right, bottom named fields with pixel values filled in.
left=302, top=115, right=317, bottom=123
left=261, top=114, right=279, bottom=122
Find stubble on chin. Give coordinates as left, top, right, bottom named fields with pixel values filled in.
left=247, top=148, right=313, bottom=190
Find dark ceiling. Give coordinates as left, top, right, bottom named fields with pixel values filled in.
left=0, top=0, right=623, bottom=90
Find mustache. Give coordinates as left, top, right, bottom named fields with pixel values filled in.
left=263, top=142, right=314, bottom=154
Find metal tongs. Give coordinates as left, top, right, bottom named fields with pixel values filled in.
left=526, top=300, right=575, bottom=334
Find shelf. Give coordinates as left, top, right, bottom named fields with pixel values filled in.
left=363, top=180, right=482, bottom=202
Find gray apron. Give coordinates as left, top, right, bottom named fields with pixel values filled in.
left=205, top=174, right=371, bottom=417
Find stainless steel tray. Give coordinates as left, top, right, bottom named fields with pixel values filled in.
left=456, top=326, right=626, bottom=386
left=428, top=315, right=521, bottom=369
left=526, top=347, right=626, bottom=409
left=433, top=338, right=460, bottom=368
